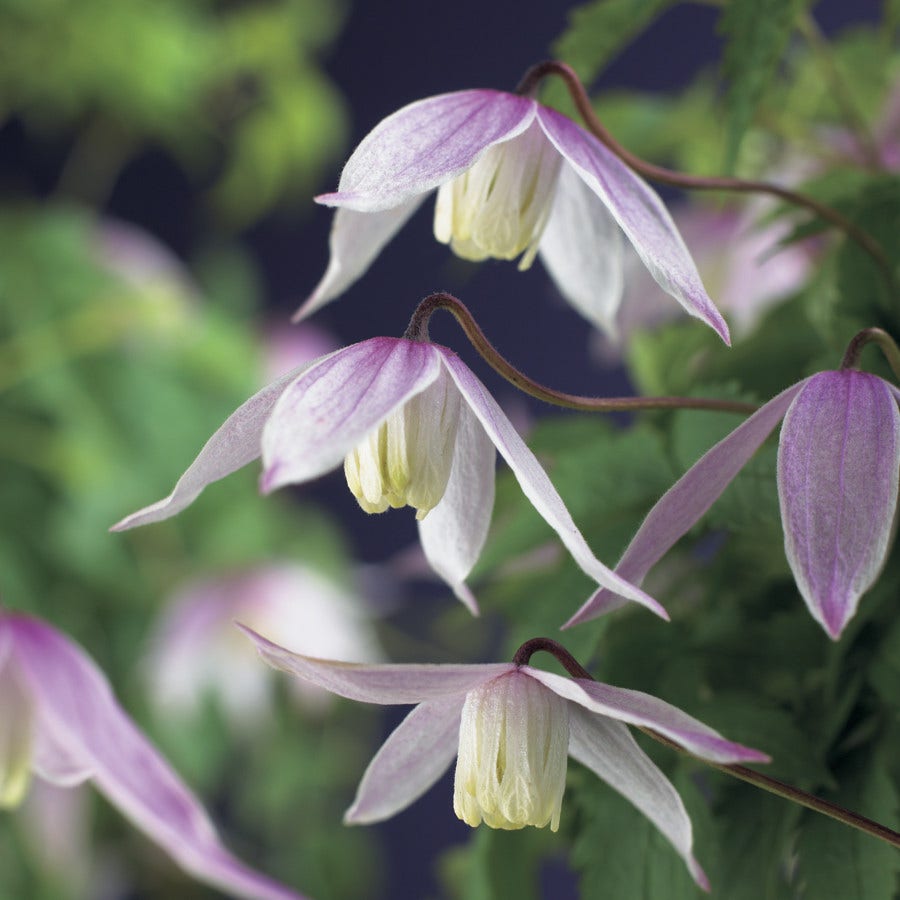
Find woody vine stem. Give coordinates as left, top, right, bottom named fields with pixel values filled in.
left=514, top=639, right=900, bottom=851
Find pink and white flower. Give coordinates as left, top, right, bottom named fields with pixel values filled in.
left=299, top=89, right=729, bottom=343
left=113, top=336, right=668, bottom=621
left=242, top=627, right=769, bottom=890
left=0, top=610, right=307, bottom=900
left=567, top=369, right=900, bottom=639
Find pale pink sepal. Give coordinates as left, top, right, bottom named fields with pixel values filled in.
left=778, top=370, right=900, bottom=639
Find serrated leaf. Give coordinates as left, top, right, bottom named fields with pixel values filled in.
left=795, top=749, right=900, bottom=900
left=553, top=0, right=677, bottom=82
left=719, top=0, right=803, bottom=169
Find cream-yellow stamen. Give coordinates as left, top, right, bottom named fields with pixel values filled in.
left=0, top=666, right=33, bottom=809
left=433, top=121, right=563, bottom=270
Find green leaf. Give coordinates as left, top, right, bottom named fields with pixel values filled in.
left=552, top=0, right=677, bottom=83
left=719, top=0, right=804, bottom=169
left=795, top=749, right=900, bottom=900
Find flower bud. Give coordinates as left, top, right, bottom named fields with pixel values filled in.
left=344, top=375, right=462, bottom=520
left=454, top=670, right=569, bottom=832
left=434, top=122, right=562, bottom=270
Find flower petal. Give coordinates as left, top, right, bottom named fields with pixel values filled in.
left=778, top=371, right=900, bottom=639
left=566, top=380, right=807, bottom=627
left=8, top=615, right=306, bottom=900
left=567, top=705, right=709, bottom=891
left=344, top=696, right=464, bottom=824
left=317, top=90, right=536, bottom=212
left=538, top=163, right=624, bottom=335
left=261, top=338, right=442, bottom=493
left=418, top=393, right=496, bottom=614
left=242, top=626, right=511, bottom=704
left=536, top=105, right=730, bottom=345
left=111, top=360, right=325, bottom=531
left=526, top=669, right=768, bottom=764
left=295, top=199, right=425, bottom=321
left=440, top=350, right=669, bottom=620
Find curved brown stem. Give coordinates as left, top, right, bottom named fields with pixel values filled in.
left=405, top=292, right=758, bottom=415
left=840, top=327, right=900, bottom=380
left=517, top=60, right=896, bottom=296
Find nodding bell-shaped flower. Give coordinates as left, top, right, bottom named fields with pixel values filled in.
left=113, top=336, right=668, bottom=621
left=566, top=368, right=900, bottom=639
left=241, top=627, right=769, bottom=890
left=0, top=610, right=307, bottom=900
left=298, top=88, right=729, bottom=342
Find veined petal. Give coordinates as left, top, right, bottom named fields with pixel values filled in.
left=8, top=615, right=306, bottom=900
left=566, top=380, right=807, bottom=627
left=778, top=371, right=900, bottom=639
left=261, top=338, right=442, bottom=493
left=242, top=627, right=512, bottom=704
left=538, top=163, right=624, bottom=336
left=418, top=393, right=496, bottom=614
left=526, top=669, right=768, bottom=764
left=567, top=706, right=709, bottom=891
left=536, top=105, right=730, bottom=345
left=295, top=199, right=425, bottom=322
left=345, top=696, right=464, bottom=824
left=111, top=360, right=327, bottom=531
left=317, top=90, right=537, bottom=212
left=440, top=351, right=669, bottom=620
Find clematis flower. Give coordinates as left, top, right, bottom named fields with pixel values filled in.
left=241, top=627, right=769, bottom=890
left=298, top=89, right=729, bottom=343
left=113, top=336, right=667, bottom=621
left=145, top=563, right=383, bottom=724
left=0, top=610, right=307, bottom=900
left=566, top=369, right=900, bottom=638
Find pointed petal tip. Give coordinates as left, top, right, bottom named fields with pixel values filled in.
left=690, top=858, right=711, bottom=893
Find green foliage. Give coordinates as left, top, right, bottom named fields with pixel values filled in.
left=718, top=0, right=805, bottom=169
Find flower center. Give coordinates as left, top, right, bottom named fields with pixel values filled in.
left=0, top=665, right=33, bottom=809
left=453, top=670, right=569, bottom=832
left=433, top=121, right=562, bottom=271
left=343, top=376, right=461, bottom=520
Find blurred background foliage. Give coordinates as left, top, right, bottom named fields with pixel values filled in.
left=1, top=0, right=899, bottom=899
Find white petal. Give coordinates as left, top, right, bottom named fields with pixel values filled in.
left=242, top=627, right=512, bottom=704
left=418, top=393, right=496, bottom=614
left=344, top=696, right=464, bottom=824
left=538, top=163, right=624, bottom=336
left=568, top=705, right=709, bottom=890
left=261, top=338, right=442, bottom=493
left=112, top=359, right=326, bottom=530
left=440, top=350, right=669, bottom=620
left=295, top=199, right=425, bottom=321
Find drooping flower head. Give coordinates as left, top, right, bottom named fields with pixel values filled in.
left=298, top=88, right=730, bottom=342
left=113, top=335, right=668, bottom=622
left=567, top=367, right=900, bottom=639
left=241, top=627, right=769, bottom=890
left=0, top=610, right=308, bottom=900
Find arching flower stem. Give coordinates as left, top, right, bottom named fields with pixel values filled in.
left=511, top=637, right=900, bottom=851
left=517, top=60, right=896, bottom=296
left=405, top=293, right=758, bottom=415
left=840, top=326, right=900, bottom=379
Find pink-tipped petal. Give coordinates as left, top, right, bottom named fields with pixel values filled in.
left=567, top=706, right=710, bottom=891
left=418, top=395, right=496, bottom=614
left=344, top=697, right=464, bottom=824
left=440, top=351, right=669, bottom=620
left=242, top=627, right=511, bottom=704
left=8, top=616, right=306, bottom=900
left=566, top=380, right=807, bottom=627
left=261, top=338, right=442, bottom=493
left=318, top=90, right=536, bottom=212
left=295, top=199, right=425, bottom=321
left=111, top=360, right=325, bottom=531
left=536, top=106, right=730, bottom=345
left=538, top=163, right=625, bottom=336
left=778, top=371, right=900, bottom=639
left=527, top=669, right=768, bottom=765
